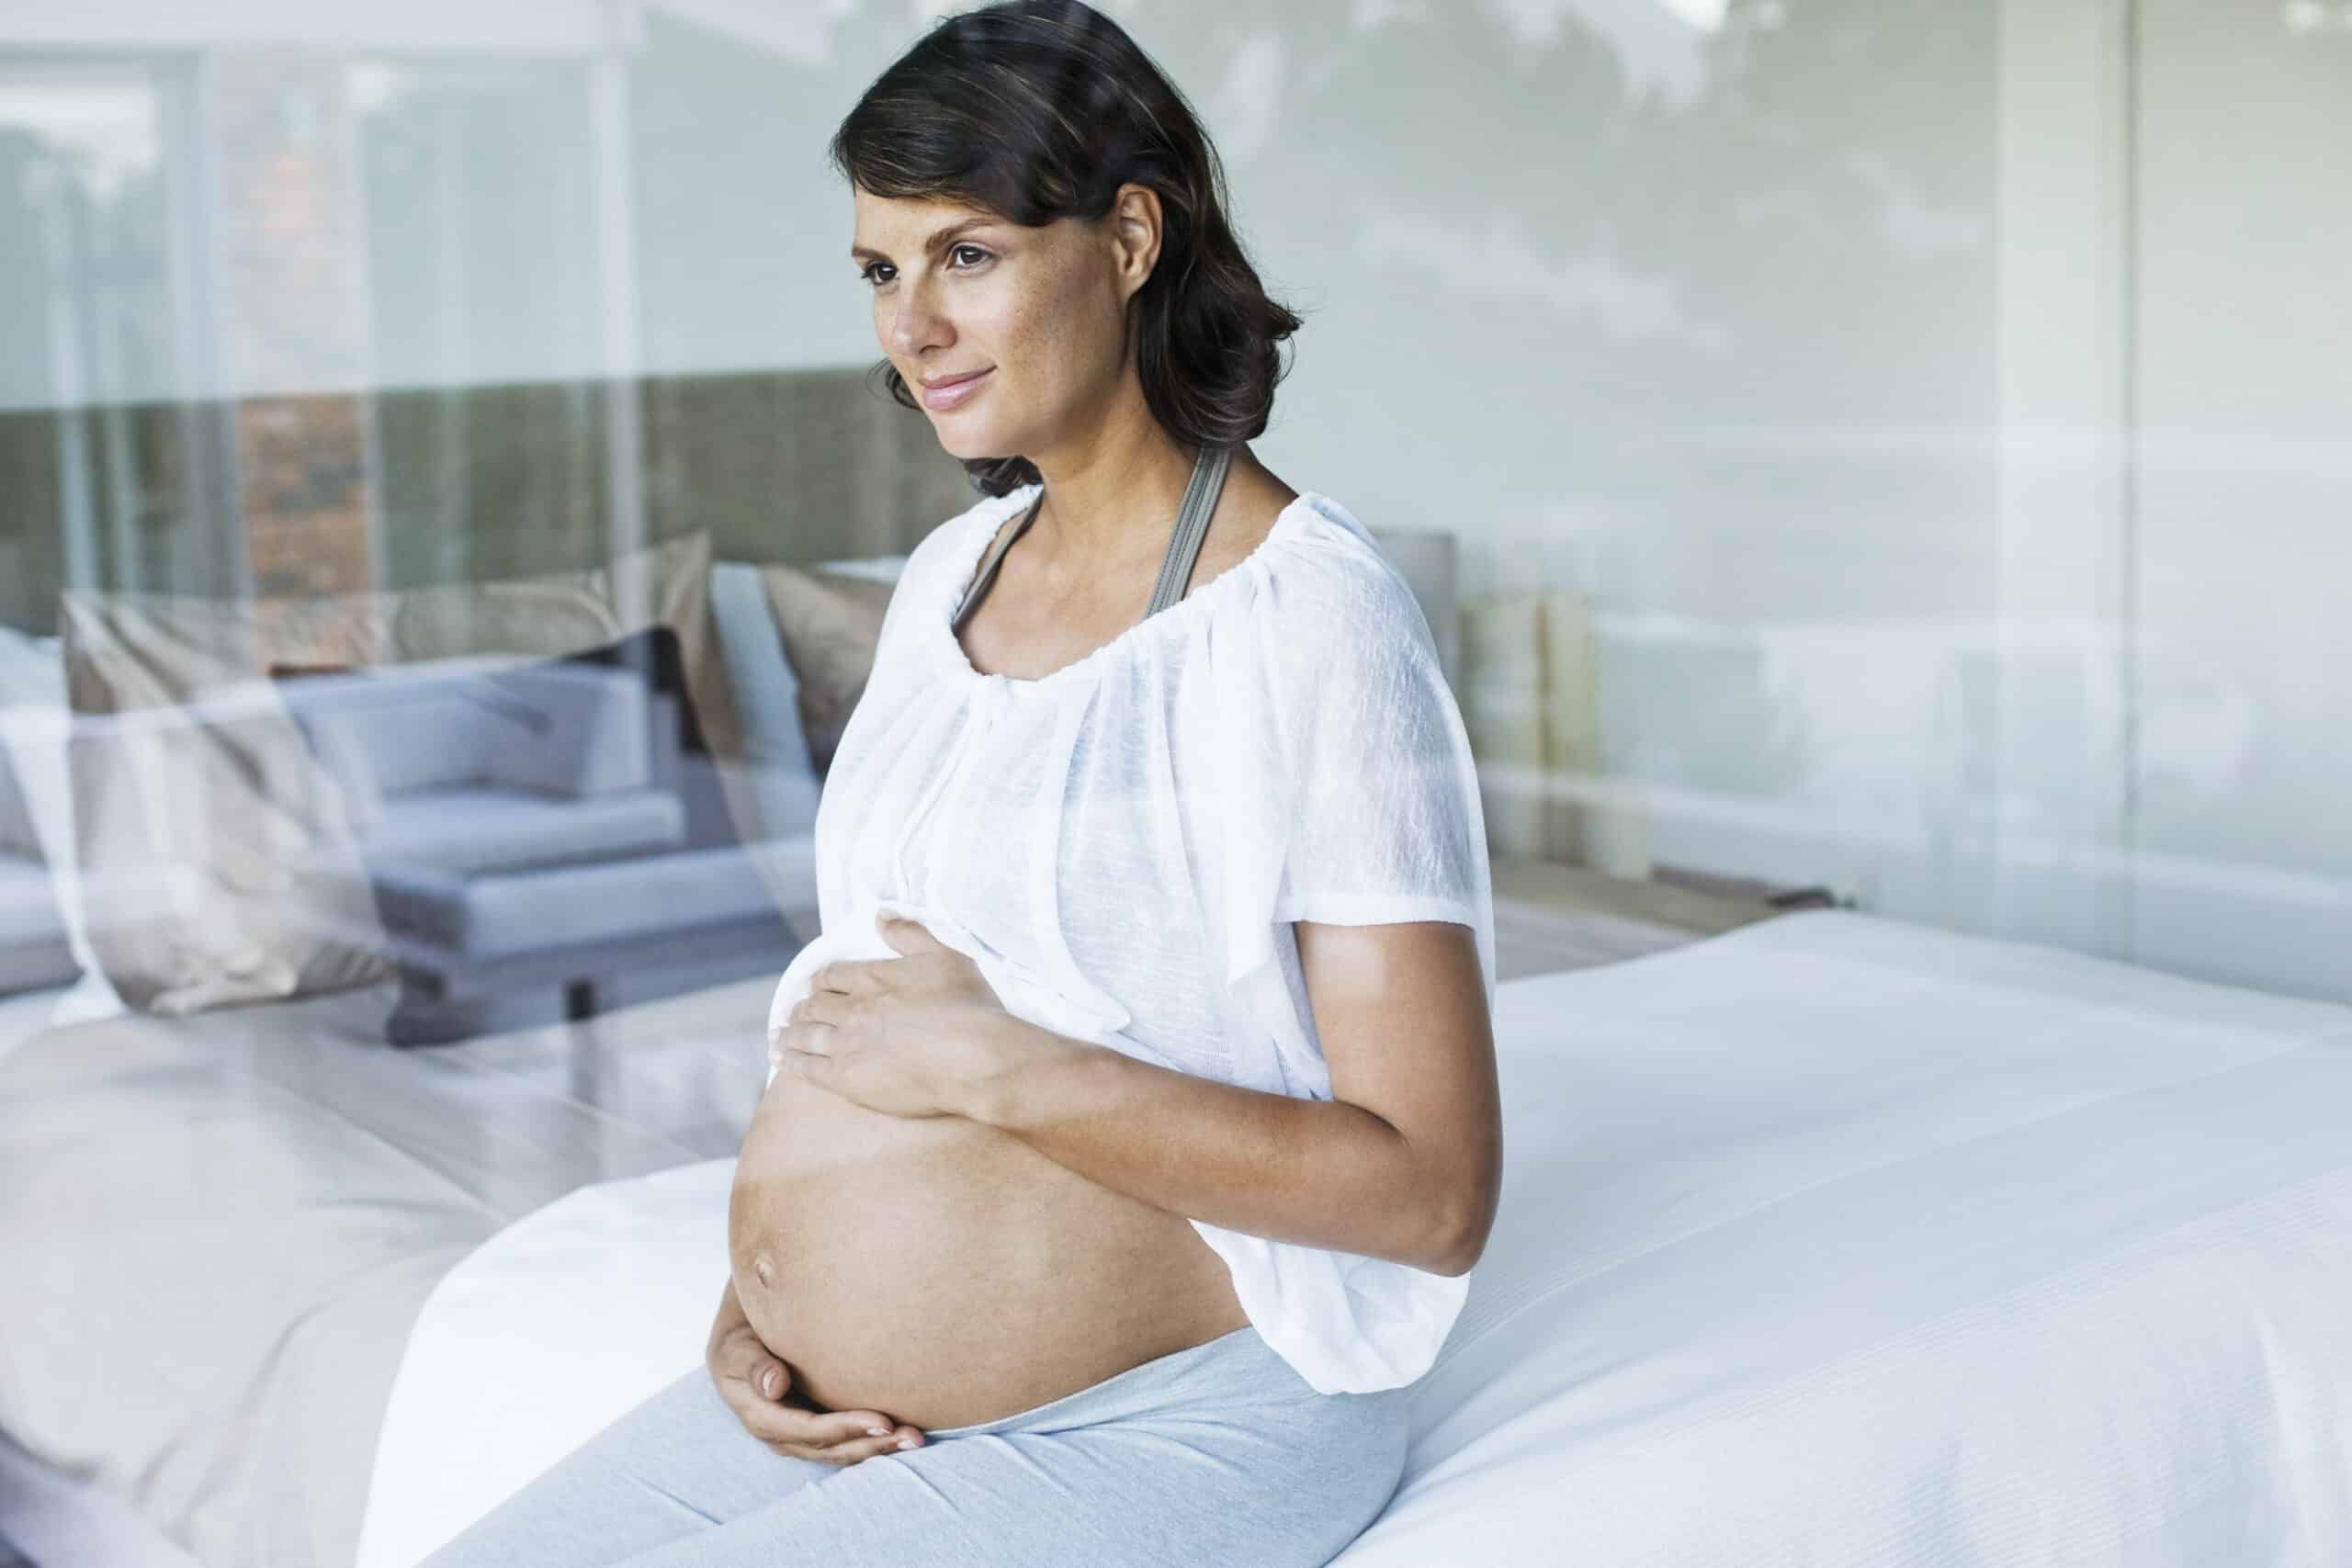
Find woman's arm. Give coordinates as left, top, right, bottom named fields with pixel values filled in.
left=958, top=919, right=1501, bottom=1276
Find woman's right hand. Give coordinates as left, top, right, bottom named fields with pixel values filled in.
left=707, top=1285, right=926, bottom=1466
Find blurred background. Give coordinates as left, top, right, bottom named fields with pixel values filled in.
left=0, top=0, right=2345, bottom=1048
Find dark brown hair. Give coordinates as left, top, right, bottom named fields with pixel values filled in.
left=830, top=0, right=1304, bottom=497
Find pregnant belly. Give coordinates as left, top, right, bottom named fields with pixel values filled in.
left=728, top=1067, right=1250, bottom=1432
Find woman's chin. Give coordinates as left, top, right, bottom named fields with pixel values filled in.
left=931, top=423, right=995, bottom=459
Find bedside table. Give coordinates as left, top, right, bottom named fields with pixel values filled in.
left=1487, top=854, right=1833, bottom=981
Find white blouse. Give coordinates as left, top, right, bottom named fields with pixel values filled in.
left=763, top=481, right=1497, bottom=1395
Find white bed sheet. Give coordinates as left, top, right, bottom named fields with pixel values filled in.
left=361, top=909, right=2352, bottom=1566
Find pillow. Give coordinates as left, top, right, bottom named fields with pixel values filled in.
left=303, top=711, right=387, bottom=831
left=561, top=620, right=716, bottom=777
left=0, top=628, right=129, bottom=1024
left=55, top=531, right=740, bottom=1018
left=62, top=688, right=394, bottom=1017
left=758, top=562, right=898, bottom=779
left=709, top=562, right=821, bottom=841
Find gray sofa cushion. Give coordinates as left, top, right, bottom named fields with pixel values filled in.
left=0, top=748, right=40, bottom=861
left=363, top=788, right=684, bottom=877
left=371, top=842, right=786, bottom=963
left=0, top=854, right=76, bottom=994
left=0, top=854, right=63, bottom=945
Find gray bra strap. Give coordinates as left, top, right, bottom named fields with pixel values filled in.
left=951, top=491, right=1039, bottom=631
left=951, top=444, right=1232, bottom=631
left=1147, top=442, right=1230, bottom=615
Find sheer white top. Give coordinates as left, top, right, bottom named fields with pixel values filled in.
left=764, top=481, right=1496, bottom=1394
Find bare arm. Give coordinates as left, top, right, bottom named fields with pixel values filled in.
left=961, top=919, right=1501, bottom=1275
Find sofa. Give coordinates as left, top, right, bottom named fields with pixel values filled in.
left=268, top=653, right=798, bottom=1044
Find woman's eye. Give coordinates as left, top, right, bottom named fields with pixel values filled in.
left=859, top=246, right=989, bottom=289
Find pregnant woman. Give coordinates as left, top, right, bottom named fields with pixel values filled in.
left=424, top=4, right=1499, bottom=1564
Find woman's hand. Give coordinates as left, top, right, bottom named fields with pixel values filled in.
left=707, top=1286, right=926, bottom=1465
left=769, top=910, right=1029, bottom=1120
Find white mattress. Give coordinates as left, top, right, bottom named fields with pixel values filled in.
left=361, top=908, right=2352, bottom=1566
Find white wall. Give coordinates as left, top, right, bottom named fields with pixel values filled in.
left=2127, top=0, right=2352, bottom=996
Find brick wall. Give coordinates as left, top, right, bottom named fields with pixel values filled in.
left=214, top=49, right=376, bottom=598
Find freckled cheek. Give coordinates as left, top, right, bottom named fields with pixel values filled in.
left=1009, top=291, right=1112, bottom=397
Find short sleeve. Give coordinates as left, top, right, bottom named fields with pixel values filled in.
left=1271, top=566, right=1489, bottom=942
left=1178, top=520, right=1494, bottom=1394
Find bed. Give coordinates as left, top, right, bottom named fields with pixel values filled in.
left=6, top=897, right=2349, bottom=1566
left=360, top=906, right=2352, bottom=1567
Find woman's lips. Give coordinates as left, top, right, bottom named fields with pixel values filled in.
left=920, top=368, right=991, bottom=411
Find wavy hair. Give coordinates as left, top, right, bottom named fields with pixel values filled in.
left=830, top=0, right=1304, bottom=497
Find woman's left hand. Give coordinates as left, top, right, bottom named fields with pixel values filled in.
left=769, top=910, right=1028, bottom=1120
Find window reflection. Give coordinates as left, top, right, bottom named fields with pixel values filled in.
left=0, top=0, right=2343, bottom=1055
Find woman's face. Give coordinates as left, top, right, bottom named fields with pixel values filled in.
left=851, top=189, right=1137, bottom=461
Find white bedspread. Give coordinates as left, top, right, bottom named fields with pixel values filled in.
left=361, top=908, right=2352, bottom=1566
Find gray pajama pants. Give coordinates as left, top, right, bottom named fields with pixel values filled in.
left=417, top=1324, right=1412, bottom=1568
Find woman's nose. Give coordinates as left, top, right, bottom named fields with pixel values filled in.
left=887, top=286, right=949, bottom=356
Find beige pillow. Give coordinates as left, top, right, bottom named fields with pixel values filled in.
left=61, top=694, right=392, bottom=1017
left=758, top=566, right=895, bottom=778
left=57, top=530, right=742, bottom=1018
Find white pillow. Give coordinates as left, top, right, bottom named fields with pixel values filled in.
left=0, top=629, right=126, bottom=1024
left=707, top=562, right=821, bottom=840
